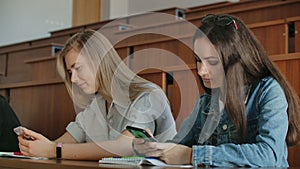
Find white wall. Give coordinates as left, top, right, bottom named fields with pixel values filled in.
left=127, top=0, right=239, bottom=16
left=0, top=0, right=238, bottom=47
left=101, top=0, right=239, bottom=20
left=0, top=0, right=72, bottom=47
left=109, top=0, right=129, bottom=19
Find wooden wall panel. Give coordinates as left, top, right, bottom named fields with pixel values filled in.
left=72, top=0, right=101, bottom=27
left=30, top=36, right=69, bottom=47
left=1, top=45, right=62, bottom=84
left=9, top=84, right=75, bottom=140
left=166, top=72, right=180, bottom=120
left=115, top=47, right=129, bottom=61
left=186, top=0, right=300, bottom=24
left=170, top=69, right=202, bottom=130
left=5, top=54, right=45, bottom=84
left=139, top=72, right=163, bottom=89
left=250, top=21, right=287, bottom=55
left=295, top=21, right=300, bottom=53
left=286, top=59, right=300, bottom=99
left=272, top=54, right=300, bottom=97
left=131, top=39, right=194, bottom=73
left=273, top=61, right=288, bottom=77
left=288, top=145, right=300, bottom=167
left=25, top=57, right=60, bottom=82
left=230, top=2, right=300, bottom=24
left=0, top=42, right=31, bottom=54
left=0, top=53, right=7, bottom=76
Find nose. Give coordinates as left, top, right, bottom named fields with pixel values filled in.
left=197, top=63, right=208, bottom=77
left=70, top=70, right=79, bottom=83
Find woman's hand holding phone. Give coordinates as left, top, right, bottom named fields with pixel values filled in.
left=14, top=126, right=35, bottom=140
left=126, top=126, right=158, bottom=142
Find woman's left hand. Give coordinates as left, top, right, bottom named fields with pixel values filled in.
left=133, top=139, right=192, bottom=165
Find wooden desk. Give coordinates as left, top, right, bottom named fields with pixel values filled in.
left=0, top=157, right=162, bottom=169
left=1, top=157, right=299, bottom=169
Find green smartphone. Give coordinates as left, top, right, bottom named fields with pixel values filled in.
left=126, top=126, right=158, bottom=142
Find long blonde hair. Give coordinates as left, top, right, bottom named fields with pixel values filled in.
left=57, top=29, right=160, bottom=109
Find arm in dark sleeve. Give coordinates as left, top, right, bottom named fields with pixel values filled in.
left=0, top=95, right=21, bottom=152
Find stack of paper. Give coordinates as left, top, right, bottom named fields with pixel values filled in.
left=0, top=152, right=47, bottom=160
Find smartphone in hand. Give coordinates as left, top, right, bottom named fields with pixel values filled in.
left=14, top=126, right=34, bottom=140
left=126, top=126, right=158, bottom=142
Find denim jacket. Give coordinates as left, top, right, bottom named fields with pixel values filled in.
left=171, top=76, right=289, bottom=167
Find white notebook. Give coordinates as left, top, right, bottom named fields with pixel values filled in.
left=99, top=156, right=193, bottom=168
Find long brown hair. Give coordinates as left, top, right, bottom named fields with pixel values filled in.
left=194, top=14, right=300, bottom=146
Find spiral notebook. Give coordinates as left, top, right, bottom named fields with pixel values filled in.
left=99, top=156, right=193, bottom=168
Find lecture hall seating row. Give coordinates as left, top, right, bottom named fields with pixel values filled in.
left=0, top=0, right=300, bottom=166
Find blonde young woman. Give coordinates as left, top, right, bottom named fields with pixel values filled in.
left=17, top=29, right=177, bottom=160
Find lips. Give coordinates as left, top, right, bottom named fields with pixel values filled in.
left=202, top=78, right=211, bottom=83
left=77, top=83, right=87, bottom=89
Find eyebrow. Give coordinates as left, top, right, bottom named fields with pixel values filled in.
left=67, top=63, right=76, bottom=72
left=203, top=56, right=218, bottom=60
left=196, top=56, right=219, bottom=61
left=194, top=51, right=219, bottom=61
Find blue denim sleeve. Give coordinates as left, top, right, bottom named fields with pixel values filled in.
left=192, top=78, right=289, bottom=167
left=171, top=97, right=202, bottom=144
